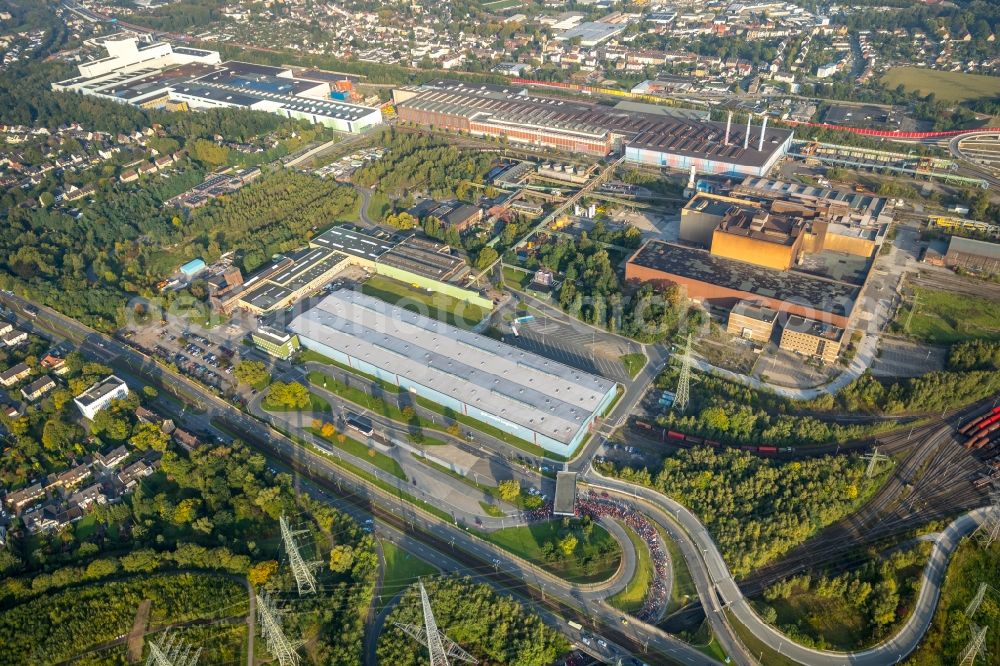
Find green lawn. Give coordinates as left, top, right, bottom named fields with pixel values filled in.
left=361, top=274, right=487, bottom=329
left=892, top=286, right=1000, bottom=344
left=619, top=353, right=646, bottom=379
left=480, top=500, right=506, bottom=517
left=74, top=514, right=98, bottom=540
left=300, top=349, right=401, bottom=393
left=502, top=265, right=532, bottom=289
left=607, top=522, right=653, bottom=614
left=478, top=519, right=621, bottom=584
left=308, top=425, right=406, bottom=480
left=724, top=609, right=802, bottom=666
left=882, top=67, right=1000, bottom=104
left=261, top=390, right=331, bottom=413
left=661, top=524, right=697, bottom=614
left=379, top=540, right=438, bottom=607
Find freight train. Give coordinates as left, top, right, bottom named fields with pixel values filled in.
left=630, top=419, right=792, bottom=455
left=958, top=405, right=1000, bottom=450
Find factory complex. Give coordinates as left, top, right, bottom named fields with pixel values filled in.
left=626, top=178, right=892, bottom=363
left=53, top=36, right=381, bottom=133
left=223, top=225, right=493, bottom=315
left=288, top=291, right=618, bottom=456
left=394, top=80, right=793, bottom=176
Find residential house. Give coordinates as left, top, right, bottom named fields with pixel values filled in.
left=94, top=445, right=129, bottom=470
left=0, top=362, right=31, bottom=387
left=68, top=484, right=106, bottom=511
left=117, top=460, right=154, bottom=490
left=2, top=329, right=28, bottom=347
left=51, top=464, right=90, bottom=491
left=40, top=354, right=68, bottom=375
left=172, top=428, right=201, bottom=452
left=4, top=483, right=44, bottom=513
left=21, top=375, right=55, bottom=401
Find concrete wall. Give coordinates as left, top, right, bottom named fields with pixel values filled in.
left=679, top=208, right=721, bottom=247
left=711, top=231, right=800, bottom=270
left=624, top=262, right=850, bottom=329
left=374, top=263, right=494, bottom=311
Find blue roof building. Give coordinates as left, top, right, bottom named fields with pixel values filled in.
left=180, top=258, right=207, bottom=277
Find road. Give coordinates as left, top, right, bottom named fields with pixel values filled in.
left=4, top=293, right=716, bottom=666
left=587, top=467, right=994, bottom=666
left=10, top=290, right=990, bottom=666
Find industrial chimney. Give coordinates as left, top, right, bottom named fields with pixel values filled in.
left=758, top=115, right=768, bottom=152
left=724, top=111, right=732, bottom=146
left=743, top=114, right=752, bottom=150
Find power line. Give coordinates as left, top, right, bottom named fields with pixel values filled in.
left=673, top=333, right=692, bottom=414
left=145, top=633, right=202, bottom=666
left=862, top=446, right=891, bottom=479
left=280, top=513, right=321, bottom=596
left=976, top=495, right=1000, bottom=549
left=966, top=583, right=989, bottom=619
left=958, top=623, right=988, bottom=666
left=256, top=592, right=305, bottom=666
left=394, top=581, right=479, bottom=666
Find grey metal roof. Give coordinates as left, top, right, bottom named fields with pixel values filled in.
left=288, top=292, right=616, bottom=445
left=948, top=235, right=1000, bottom=261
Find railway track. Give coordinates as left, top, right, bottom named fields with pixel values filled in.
left=218, top=415, right=686, bottom=666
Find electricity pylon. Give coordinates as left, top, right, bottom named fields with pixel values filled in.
left=862, top=446, right=891, bottom=478
left=976, top=496, right=1000, bottom=548
left=280, top=514, right=320, bottom=596
left=394, top=581, right=478, bottom=666
left=145, top=633, right=201, bottom=666
left=967, top=583, right=989, bottom=619
left=958, top=624, right=988, bottom=666
left=256, top=592, right=304, bottom=666
left=673, top=333, right=692, bottom=413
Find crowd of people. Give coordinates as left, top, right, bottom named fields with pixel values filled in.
left=577, top=490, right=670, bottom=622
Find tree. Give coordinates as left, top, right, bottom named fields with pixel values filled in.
left=188, top=138, right=229, bottom=166
left=41, top=419, right=81, bottom=452
left=130, top=422, right=170, bottom=452
left=321, top=421, right=337, bottom=437
left=142, top=385, right=158, bottom=399
left=557, top=534, right=578, bottom=557
left=248, top=560, right=279, bottom=587
left=234, top=360, right=269, bottom=388
left=266, top=381, right=311, bottom=410
left=91, top=410, right=130, bottom=441
left=475, top=247, right=498, bottom=272
left=329, top=544, right=355, bottom=573
left=497, top=480, right=521, bottom=502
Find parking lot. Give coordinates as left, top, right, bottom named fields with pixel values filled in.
left=312, top=147, right=384, bottom=180
left=131, top=324, right=241, bottom=393
left=503, top=314, right=635, bottom=383
left=871, top=337, right=947, bottom=378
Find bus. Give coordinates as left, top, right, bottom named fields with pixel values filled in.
left=567, top=620, right=583, bottom=631
left=345, top=412, right=374, bottom=437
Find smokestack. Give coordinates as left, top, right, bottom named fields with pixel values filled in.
left=724, top=111, right=732, bottom=146
left=758, top=115, right=768, bottom=152
left=743, top=114, right=751, bottom=150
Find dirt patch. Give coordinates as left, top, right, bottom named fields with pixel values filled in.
left=127, top=599, right=152, bottom=663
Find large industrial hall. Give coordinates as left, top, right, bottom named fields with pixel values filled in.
left=288, top=291, right=619, bottom=456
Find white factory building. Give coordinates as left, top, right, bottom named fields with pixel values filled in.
left=288, top=292, right=619, bottom=457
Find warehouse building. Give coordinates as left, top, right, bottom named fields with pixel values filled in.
left=626, top=240, right=858, bottom=329
left=53, top=43, right=382, bottom=133
left=945, top=236, right=1000, bottom=275
left=394, top=81, right=791, bottom=175
left=228, top=248, right=350, bottom=314
left=310, top=226, right=493, bottom=309
left=288, top=291, right=618, bottom=456
left=726, top=300, right=777, bottom=343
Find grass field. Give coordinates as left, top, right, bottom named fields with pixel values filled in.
left=379, top=540, right=438, bottom=606
left=308, top=424, right=407, bottom=480
left=892, top=286, right=1000, bottom=344
left=361, top=274, right=487, bottom=329
left=660, top=524, right=697, bottom=614
left=619, top=353, right=646, bottom=379
left=724, top=609, right=802, bottom=666
left=607, top=522, right=653, bottom=613
left=502, top=265, right=532, bottom=289
left=882, top=67, right=1000, bottom=103
left=479, top=520, right=621, bottom=583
